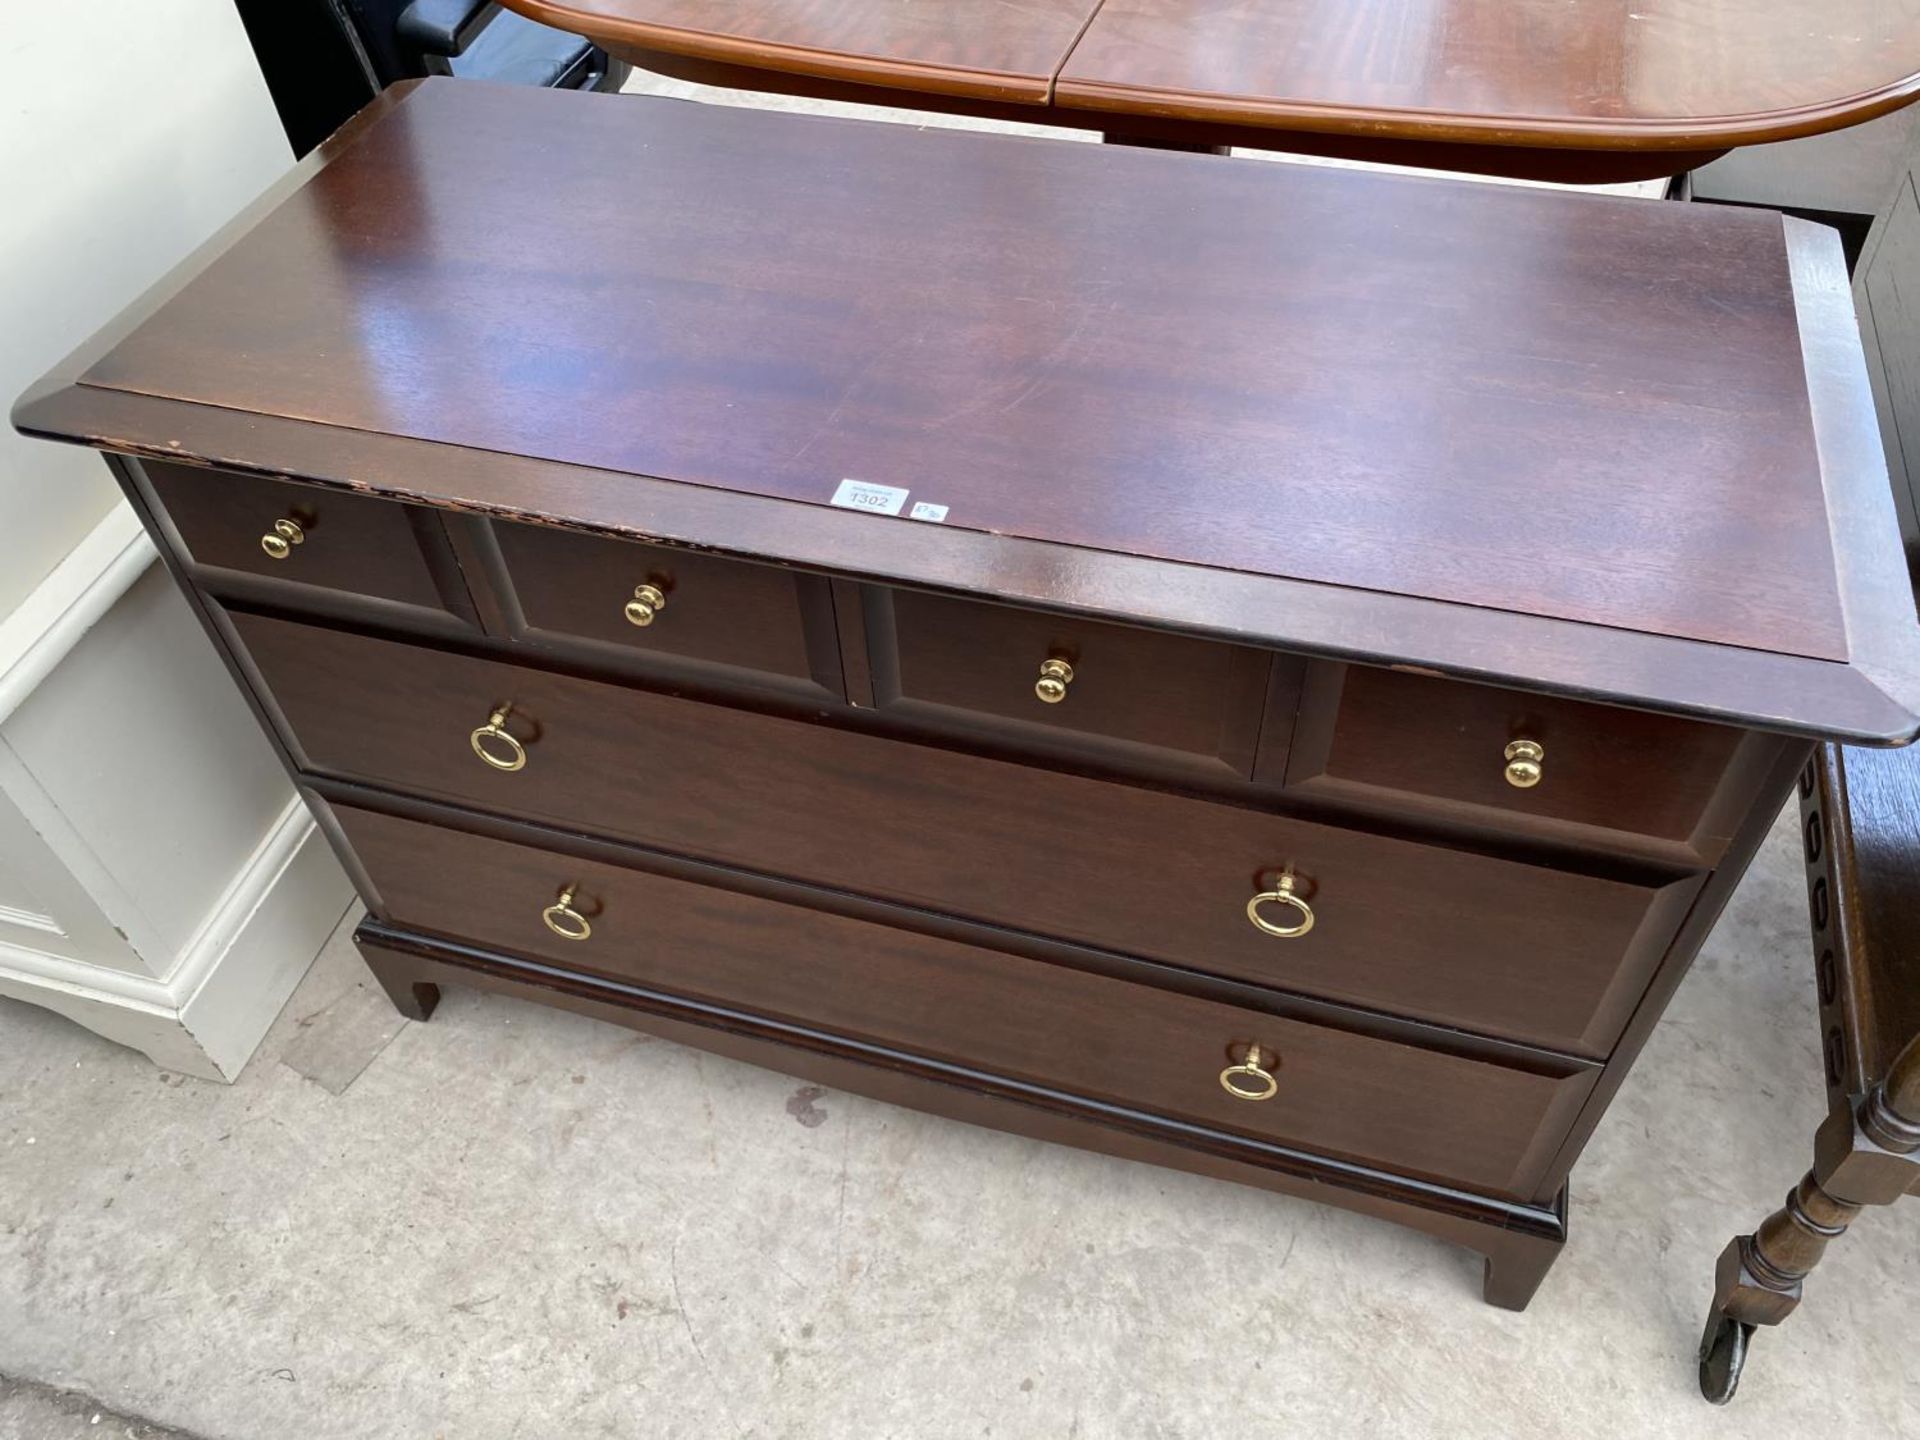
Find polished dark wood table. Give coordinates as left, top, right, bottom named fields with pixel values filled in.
left=502, top=0, right=1920, bottom=180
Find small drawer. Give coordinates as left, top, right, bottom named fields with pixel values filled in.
left=488, top=518, right=844, bottom=701
left=863, top=587, right=1287, bottom=779
left=142, top=460, right=472, bottom=624
left=1287, top=662, right=1761, bottom=862
left=333, top=802, right=1597, bottom=1201
left=231, top=614, right=1700, bottom=1057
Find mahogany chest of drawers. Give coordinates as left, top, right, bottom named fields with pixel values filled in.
left=17, top=80, right=1920, bottom=1309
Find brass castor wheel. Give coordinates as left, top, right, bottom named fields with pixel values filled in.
left=1698, top=1310, right=1753, bottom=1404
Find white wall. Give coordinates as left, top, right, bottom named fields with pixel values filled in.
left=0, top=0, right=355, bottom=1078
left=2, top=0, right=292, bottom=615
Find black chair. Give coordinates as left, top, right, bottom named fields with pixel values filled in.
left=235, top=0, right=630, bottom=158
left=347, top=1, right=627, bottom=88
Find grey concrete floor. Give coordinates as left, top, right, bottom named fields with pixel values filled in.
left=4, top=70, right=1915, bottom=1440
left=4, top=801, right=1918, bottom=1439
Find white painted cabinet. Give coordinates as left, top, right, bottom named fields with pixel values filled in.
left=0, top=0, right=355, bottom=1077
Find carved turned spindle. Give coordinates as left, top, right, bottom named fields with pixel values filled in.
left=1859, top=1037, right=1920, bottom=1156
left=1701, top=1034, right=1920, bottom=1402
left=1737, top=1172, right=1862, bottom=1307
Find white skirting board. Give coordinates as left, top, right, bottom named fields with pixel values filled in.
left=0, top=804, right=357, bottom=1079
left=0, top=504, right=354, bottom=1080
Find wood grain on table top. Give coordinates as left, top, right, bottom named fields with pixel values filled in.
left=504, top=0, right=1920, bottom=152
left=1057, top=0, right=1920, bottom=150
left=500, top=0, right=1099, bottom=103
left=68, top=81, right=1845, bottom=660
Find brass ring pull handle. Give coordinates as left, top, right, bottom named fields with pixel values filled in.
left=1220, top=1044, right=1280, bottom=1101
left=1246, top=872, right=1314, bottom=938
left=470, top=705, right=528, bottom=772
left=1504, top=739, right=1545, bottom=789
left=623, top=583, right=668, bottom=628
left=1034, top=657, right=1075, bottom=704
left=260, top=518, right=305, bottom=560
left=541, top=884, right=592, bottom=941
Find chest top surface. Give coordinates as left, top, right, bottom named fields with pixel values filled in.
left=15, top=80, right=1920, bottom=741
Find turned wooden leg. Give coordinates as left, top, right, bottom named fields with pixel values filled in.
left=1700, top=1035, right=1920, bottom=1402
left=358, top=941, right=440, bottom=1022
left=1700, top=1171, right=1861, bottom=1403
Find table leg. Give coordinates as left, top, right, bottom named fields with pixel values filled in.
left=1700, top=1034, right=1920, bottom=1401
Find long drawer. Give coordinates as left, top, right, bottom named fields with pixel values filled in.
left=332, top=800, right=1596, bottom=1200
left=229, top=612, right=1700, bottom=1057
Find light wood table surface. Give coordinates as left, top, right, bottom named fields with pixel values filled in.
left=501, top=0, right=1920, bottom=180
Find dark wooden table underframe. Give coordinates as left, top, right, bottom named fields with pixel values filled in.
left=1700, top=744, right=1920, bottom=1402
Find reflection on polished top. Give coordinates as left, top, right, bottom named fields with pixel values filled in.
left=68, top=83, right=1843, bottom=657
left=501, top=0, right=1920, bottom=152
left=1059, top=0, right=1920, bottom=147
left=511, top=0, right=1095, bottom=102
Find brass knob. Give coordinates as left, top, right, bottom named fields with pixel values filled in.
left=260, top=518, right=304, bottom=560
left=1220, top=1043, right=1279, bottom=1102
left=623, top=584, right=668, bottom=628
left=541, top=884, right=592, bottom=941
left=1504, top=739, right=1545, bottom=789
left=1034, top=657, right=1075, bottom=704
left=1246, top=871, right=1314, bottom=939
left=469, top=704, right=528, bottom=772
